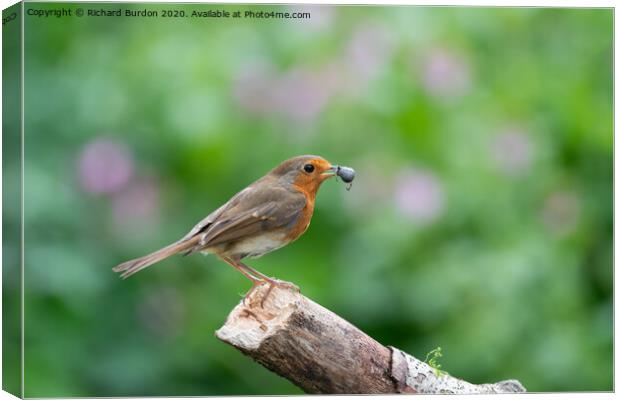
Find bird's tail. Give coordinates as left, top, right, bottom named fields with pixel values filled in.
left=112, top=236, right=200, bottom=279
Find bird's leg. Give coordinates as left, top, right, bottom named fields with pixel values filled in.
left=220, top=257, right=266, bottom=306
left=221, top=256, right=261, bottom=281
left=235, top=262, right=270, bottom=281
left=244, top=264, right=300, bottom=292
left=236, top=261, right=300, bottom=307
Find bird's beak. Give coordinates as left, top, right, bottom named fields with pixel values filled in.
left=322, top=165, right=339, bottom=177
left=320, top=165, right=338, bottom=182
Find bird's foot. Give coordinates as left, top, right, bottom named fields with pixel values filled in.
left=242, top=278, right=299, bottom=308
left=267, top=277, right=300, bottom=292
left=260, top=278, right=299, bottom=308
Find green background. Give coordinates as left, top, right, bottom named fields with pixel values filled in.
left=11, top=2, right=614, bottom=396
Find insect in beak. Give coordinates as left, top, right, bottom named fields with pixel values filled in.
left=324, top=165, right=356, bottom=190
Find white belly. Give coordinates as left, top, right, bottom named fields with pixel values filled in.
left=230, top=232, right=287, bottom=259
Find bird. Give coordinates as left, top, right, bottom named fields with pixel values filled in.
left=113, top=155, right=355, bottom=304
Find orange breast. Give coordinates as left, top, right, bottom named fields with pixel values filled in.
left=286, top=186, right=316, bottom=242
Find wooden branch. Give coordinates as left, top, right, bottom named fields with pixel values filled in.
left=216, top=283, right=526, bottom=394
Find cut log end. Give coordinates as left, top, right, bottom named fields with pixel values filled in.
left=215, top=283, right=301, bottom=351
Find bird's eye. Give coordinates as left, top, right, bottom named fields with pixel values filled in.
left=303, top=164, right=315, bottom=173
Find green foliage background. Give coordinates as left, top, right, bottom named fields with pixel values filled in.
left=8, top=2, right=613, bottom=396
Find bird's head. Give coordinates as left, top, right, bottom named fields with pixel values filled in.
left=270, top=155, right=355, bottom=196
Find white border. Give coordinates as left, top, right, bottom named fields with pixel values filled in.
left=0, top=1, right=615, bottom=400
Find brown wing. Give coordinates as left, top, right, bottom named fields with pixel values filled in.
left=179, top=186, right=254, bottom=242
left=183, top=185, right=306, bottom=254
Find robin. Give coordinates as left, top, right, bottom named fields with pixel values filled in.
left=113, top=155, right=355, bottom=304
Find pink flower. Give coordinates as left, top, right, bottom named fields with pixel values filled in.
left=111, top=176, right=160, bottom=224
left=541, top=191, right=581, bottom=237
left=490, top=127, right=534, bottom=176
left=232, top=22, right=396, bottom=123
left=343, top=24, right=395, bottom=90
left=421, top=48, right=471, bottom=101
left=78, top=137, right=133, bottom=195
left=395, top=168, right=445, bottom=224
left=273, top=67, right=331, bottom=122
left=233, top=62, right=331, bottom=123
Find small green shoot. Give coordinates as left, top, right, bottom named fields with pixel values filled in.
left=424, top=346, right=446, bottom=377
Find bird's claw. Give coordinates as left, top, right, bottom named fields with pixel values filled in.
left=242, top=278, right=300, bottom=308
left=268, top=278, right=300, bottom=292
left=259, top=278, right=299, bottom=308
